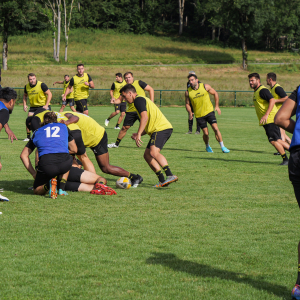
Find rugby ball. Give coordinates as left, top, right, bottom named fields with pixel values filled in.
left=116, top=177, right=132, bottom=189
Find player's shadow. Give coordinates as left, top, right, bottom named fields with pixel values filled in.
left=164, top=147, right=206, bottom=152
left=230, top=148, right=274, bottom=154
left=146, top=252, right=290, bottom=299
left=1, top=180, right=34, bottom=195
left=186, top=157, right=277, bottom=165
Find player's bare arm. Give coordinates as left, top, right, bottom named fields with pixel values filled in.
left=135, top=111, right=148, bottom=147
left=275, top=95, right=288, bottom=104
left=275, top=98, right=297, bottom=133
left=43, top=89, right=52, bottom=109
left=144, top=85, right=155, bottom=102
left=205, top=84, right=221, bottom=115
left=62, top=85, right=72, bottom=101
left=185, top=91, right=193, bottom=120
left=68, top=139, right=78, bottom=155
left=110, top=90, right=116, bottom=103
left=85, top=80, right=95, bottom=89
left=61, top=113, right=79, bottom=125
left=23, top=93, right=28, bottom=112
left=4, top=123, right=17, bottom=143
left=53, top=81, right=64, bottom=86
left=260, top=98, right=275, bottom=125
left=20, top=147, right=36, bottom=179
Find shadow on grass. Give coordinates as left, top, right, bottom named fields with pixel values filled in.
left=146, top=252, right=290, bottom=299
left=230, top=148, right=272, bottom=154
left=145, top=47, right=235, bottom=64
left=2, top=180, right=34, bottom=195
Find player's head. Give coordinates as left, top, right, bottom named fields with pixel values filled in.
left=120, top=84, right=137, bottom=103
left=64, top=75, right=70, bottom=81
left=266, top=72, right=276, bottom=86
left=188, top=74, right=198, bottom=88
left=77, top=64, right=84, bottom=75
left=115, top=73, right=123, bottom=82
left=124, top=72, right=134, bottom=84
left=43, top=112, right=58, bottom=125
left=248, top=73, right=260, bottom=90
left=188, top=71, right=196, bottom=78
left=0, top=87, right=17, bottom=114
left=28, top=73, right=37, bottom=86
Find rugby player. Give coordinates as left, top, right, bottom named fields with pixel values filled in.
left=62, top=64, right=94, bottom=115
left=0, top=87, right=18, bottom=201
left=60, top=111, right=143, bottom=187
left=274, top=85, right=300, bottom=299
left=53, top=75, right=76, bottom=113
left=120, top=84, right=178, bottom=187
left=185, top=74, right=230, bottom=153
left=105, top=73, right=126, bottom=129
left=23, top=73, right=52, bottom=141
left=248, top=73, right=289, bottom=165
left=108, top=72, right=154, bottom=148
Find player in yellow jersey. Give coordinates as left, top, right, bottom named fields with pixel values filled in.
left=266, top=72, right=290, bottom=146
left=248, top=73, right=290, bottom=165
left=23, top=73, right=52, bottom=141
left=60, top=111, right=143, bottom=187
left=53, top=75, right=76, bottom=113
left=62, top=64, right=94, bottom=115
left=185, top=74, right=230, bottom=153
left=120, top=84, right=178, bottom=187
left=108, top=72, right=154, bottom=148
left=104, top=73, right=127, bottom=129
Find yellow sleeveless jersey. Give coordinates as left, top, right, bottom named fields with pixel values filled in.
left=35, top=110, right=49, bottom=122
left=72, top=73, right=90, bottom=101
left=134, top=96, right=172, bottom=136
left=26, top=81, right=48, bottom=107
left=127, top=80, right=147, bottom=112
left=253, top=85, right=278, bottom=125
left=270, top=83, right=283, bottom=110
left=64, top=80, right=74, bottom=99
left=62, top=111, right=105, bottom=148
left=113, top=80, right=126, bottom=99
left=188, top=83, right=214, bottom=118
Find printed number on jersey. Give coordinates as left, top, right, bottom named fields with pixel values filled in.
left=44, top=126, right=60, bottom=138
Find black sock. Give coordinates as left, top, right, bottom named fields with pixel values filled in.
left=163, top=165, right=173, bottom=177
left=281, top=153, right=288, bottom=161
left=297, top=264, right=300, bottom=285
left=188, top=119, right=193, bottom=131
left=27, top=132, right=31, bottom=139
left=60, top=179, right=67, bottom=191
left=43, top=182, right=50, bottom=192
left=107, top=117, right=111, bottom=120
left=116, top=123, right=120, bottom=127
left=128, top=173, right=135, bottom=181
left=156, top=170, right=165, bottom=182
left=115, top=138, right=121, bottom=146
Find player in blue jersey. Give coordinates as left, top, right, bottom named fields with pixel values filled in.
left=274, top=86, right=300, bottom=299
left=0, top=87, right=18, bottom=201
left=20, top=112, right=77, bottom=198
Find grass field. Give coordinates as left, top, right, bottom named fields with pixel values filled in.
left=0, top=106, right=297, bottom=299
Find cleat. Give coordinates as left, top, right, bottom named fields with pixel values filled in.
left=108, top=143, right=119, bottom=148
left=221, top=146, right=230, bottom=153
left=274, top=152, right=280, bottom=155
left=186, top=131, right=192, bottom=134
left=279, top=160, right=289, bottom=166
left=195, top=131, right=200, bottom=134
left=206, top=146, right=213, bottom=153
left=153, top=182, right=168, bottom=188
left=49, top=178, right=57, bottom=199
left=161, top=175, right=178, bottom=187
left=23, top=138, right=30, bottom=142
left=114, top=126, right=120, bottom=130
left=0, top=194, right=9, bottom=201
left=291, top=284, right=300, bottom=299
left=91, top=183, right=117, bottom=195
left=131, top=174, right=143, bottom=188
left=104, top=119, right=109, bottom=126
left=58, top=189, right=68, bottom=196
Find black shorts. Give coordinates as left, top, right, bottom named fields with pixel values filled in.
left=289, top=147, right=300, bottom=208
left=196, top=111, right=217, bottom=129
left=71, top=130, right=86, bottom=155
left=29, top=105, right=51, bottom=113
left=65, top=167, right=84, bottom=192
left=62, top=98, right=74, bottom=106
left=146, top=128, right=173, bottom=150
left=123, top=111, right=140, bottom=127
left=34, top=153, right=73, bottom=189
left=75, top=99, right=88, bottom=113
left=115, top=102, right=126, bottom=113
left=90, top=131, right=108, bottom=156
left=263, top=123, right=281, bottom=142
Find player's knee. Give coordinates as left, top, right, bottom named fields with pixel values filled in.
left=100, top=165, right=110, bottom=174
left=97, top=176, right=107, bottom=185
left=121, top=112, right=125, bottom=117
left=122, top=126, right=129, bottom=131
left=149, top=148, right=159, bottom=159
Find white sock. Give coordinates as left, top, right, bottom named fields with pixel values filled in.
left=219, top=141, right=224, bottom=148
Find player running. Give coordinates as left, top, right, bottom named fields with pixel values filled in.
left=120, top=84, right=178, bottom=187
left=23, top=73, right=52, bottom=141
left=185, top=73, right=230, bottom=153
left=62, top=64, right=94, bottom=115
left=248, top=72, right=290, bottom=165
left=53, top=75, right=76, bottom=113
left=104, top=73, right=127, bottom=129
left=108, top=72, right=154, bottom=148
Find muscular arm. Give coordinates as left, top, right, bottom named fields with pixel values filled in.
left=135, top=111, right=148, bottom=147
left=44, top=89, right=52, bottom=108
left=275, top=96, right=288, bottom=104
left=89, top=80, right=95, bottom=89
left=4, top=123, right=17, bottom=143
left=185, top=91, right=193, bottom=120
left=53, top=81, right=64, bottom=85
left=23, top=93, right=28, bottom=112
left=20, top=147, right=36, bottom=179
left=63, top=85, right=72, bottom=101
left=144, top=85, right=154, bottom=102
left=260, top=98, right=276, bottom=125
left=274, top=98, right=297, bottom=134
left=205, top=84, right=221, bottom=115
left=61, top=113, right=79, bottom=125
left=68, top=139, right=78, bottom=155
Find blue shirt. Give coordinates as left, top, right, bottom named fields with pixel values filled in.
left=0, top=101, right=9, bottom=127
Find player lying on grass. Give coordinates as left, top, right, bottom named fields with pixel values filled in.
left=120, top=84, right=178, bottom=188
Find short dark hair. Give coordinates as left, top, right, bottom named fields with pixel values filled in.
left=267, top=72, right=276, bottom=81
left=64, top=74, right=69, bottom=78
left=124, top=72, right=133, bottom=78
left=115, top=73, right=122, bottom=78
left=77, top=63, right=84, bottom=68
left=28, top=73, right=36, bottom=78
left=119, top=84, right=137, bottom=94
left=0, top=87, right=18, bottom=103
left=248, top=73, right=260, bottom=80
left=188, top=74, right=198, bottom=79
left=43, top=112, right=57, bottom=125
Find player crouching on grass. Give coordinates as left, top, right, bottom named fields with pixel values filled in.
left=120, top=84, right=178, bottom=188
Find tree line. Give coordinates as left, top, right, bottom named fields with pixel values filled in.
left=1, top=0, right=300, bottom=70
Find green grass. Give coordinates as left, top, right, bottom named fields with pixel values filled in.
left=0, top=106, right=297, bottom=299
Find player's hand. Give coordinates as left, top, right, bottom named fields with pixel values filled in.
left=131, top=133, right=138, bottom=140
left=84, top=82, right=89, bottom=86
left=260, top=114, right=268, bottom=125
left=0, top=161, right=2, bottom=171
left=24, top=105, right=28, bottom=112
left=189, top=112, right=194, bottom=120
left=5, top=128, right=17, bottom=143
left=215, top=106, right=221, bottom=115
left=62, top=95, right=67, bottom=101
left=59, top=119, right=66, bottom=125
left=110, top=98, right=116, bottom=104
left=43, top=105, right=48, bottom=110
left=53, top=83, right=55, bottom=86
left=135, top=134, right=143, bottom=147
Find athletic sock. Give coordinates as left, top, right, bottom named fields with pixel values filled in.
left=155, top=170, right=165, bottom=183
left=27, top=132, right=31, bottom=139
left=188, top=119, right=193, bottom=131
left=297, top=264, right=300, bottom=285
left=219, top=141, right=224, bottom=148
left=129, top=173, right=137, bottom=181
left=59, top=179, right=67, bottom=191
left=116, top=123, right=120, bottom=127
left=162, top=165, right=173, bottom=177
left=107, top=117, right=111, bottom=121
left=281, top=153, right=288, bottom=161
left=43, top=182, right=50, bottom=192
left=115, top=138, right=121, bottom=146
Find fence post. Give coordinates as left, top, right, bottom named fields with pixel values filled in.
left=160, top=90, right=162, bottom=107
left=234, top=91, right=237, bottom=107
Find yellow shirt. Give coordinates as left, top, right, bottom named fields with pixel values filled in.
left=64, top=80, right=74, bottom=99
left=188, top=83, right=214, bottom=118
left=134, top=96, right=172, bottom=136
left=253, top=85, right=278, bottom=125
left=112, top=80, right=126, bottom=99
left=26, top=81, right=48, bottom=107
left=71, top=73, right=90, bottom=101
left=127, top=80, right=147, bottom=112
left=270, top=83, right=284, bottom=110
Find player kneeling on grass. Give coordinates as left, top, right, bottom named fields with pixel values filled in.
left=120, top=84, right=178, bottom=188
left=20, top=112, right=77, bottom=198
